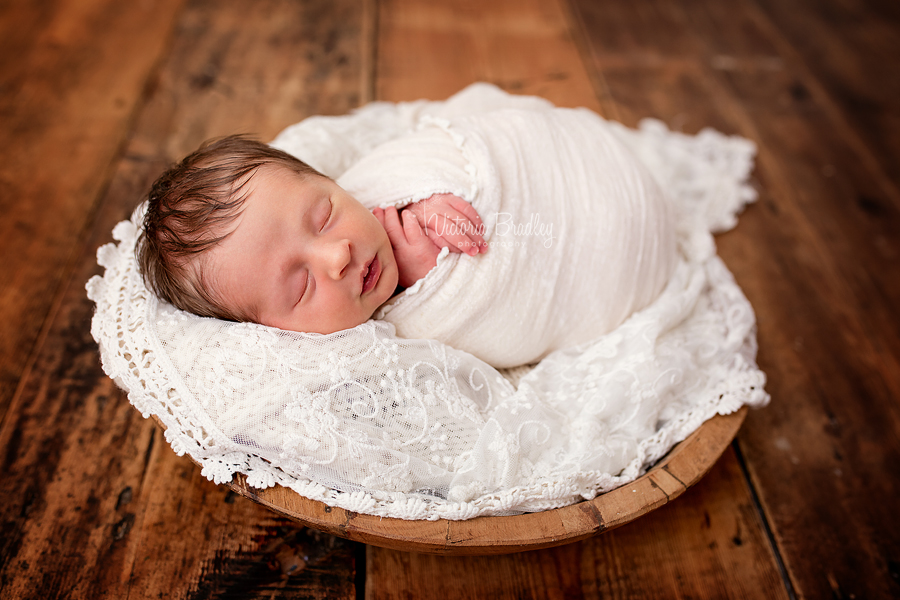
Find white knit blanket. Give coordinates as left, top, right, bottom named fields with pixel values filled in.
left=331, top=96, right=676, bottom=368
left=88, top=84, right=769, bottom=520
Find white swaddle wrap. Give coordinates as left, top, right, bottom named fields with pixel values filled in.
left=88, top=84, right=769, bottom=520
left=335, top=105, right=676, bottom=367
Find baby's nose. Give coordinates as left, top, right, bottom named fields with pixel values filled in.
left=322, top=239, right=352, bottom=279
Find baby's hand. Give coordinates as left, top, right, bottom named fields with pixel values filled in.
left=402, top=194, right=487, bottom=257
left=374, top=206, right=444, bottom=288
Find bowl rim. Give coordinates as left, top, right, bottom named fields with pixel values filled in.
left=210, top=407, right=748, bottom=555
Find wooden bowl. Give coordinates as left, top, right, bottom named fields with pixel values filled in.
left=205, top=407, right=747, bottom=555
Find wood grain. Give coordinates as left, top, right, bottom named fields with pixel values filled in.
left=366, top=448, right=788, bottom=600
left=376, top=0, right=602, bottom=111
left=0, top=0, right=367, bottom=597
left=752, top=0, right=900, bottom=195
left=0, top=0, right=187, bottom=420
left=2, top=0, right=898, bottom=597
left=569, top=0, right=900, bottom=598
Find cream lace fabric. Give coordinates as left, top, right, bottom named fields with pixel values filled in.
left=88, top=85, right=769, bottom=520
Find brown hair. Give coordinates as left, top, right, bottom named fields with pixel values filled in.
left=136, top=135, right=322, bottom=321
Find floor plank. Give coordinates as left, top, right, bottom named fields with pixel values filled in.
left=0, top=0, right=367, bottom=597
left=0, top=0, right=187, bottom=419
left=367, top=450, right=787, bottom=600
left=751, top=0, right=900, bottom=195
left=3, top=0, right=897, bottom=597
left=376, top=0, right=601, bottom=111
left=568, top=0, right=900, bottom=597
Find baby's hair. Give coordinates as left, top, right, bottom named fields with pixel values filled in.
left=136, top=135, right=322, bottom=321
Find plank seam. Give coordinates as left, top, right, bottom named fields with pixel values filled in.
left=0, top=0, right=190, bottom=437
left=360, top=0, right=378, bottom=104
left=557, top=0, right=621, bottom=120
left=661, top=465, right=686, bottom=489
left=733, top=439, right=798, bottom=600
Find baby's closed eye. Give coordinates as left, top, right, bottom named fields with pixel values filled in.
left=314, top=198, right=333, bottom=231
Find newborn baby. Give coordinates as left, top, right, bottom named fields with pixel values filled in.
left=95, top=84, right=766, bottom=520
left=140, top=86, right=677, bottom=368
left=137, top=137, right=486, bottom=335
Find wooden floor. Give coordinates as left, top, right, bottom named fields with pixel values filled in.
left=1, top=0, right=899, bottom=597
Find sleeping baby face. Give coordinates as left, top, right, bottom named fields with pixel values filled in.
left=204, top=165, right=399, bottom=334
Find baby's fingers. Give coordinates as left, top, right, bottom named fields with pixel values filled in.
left=372, top=207, right=386, bottom=228
left=433, top=196, right=487, bottom=251
left=425, top=228, right=451, bottom=251
left=401, top=209, right=431, bottom=248
left=380, top=206, right=408, bottom=246
left=446, top=196, right=486, bottom=237
left=426, top=212, right=484, bottom=255
left=431, top=204, right=487, bottom=253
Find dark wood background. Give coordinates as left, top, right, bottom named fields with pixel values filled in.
left=1, top=0, right=898, bottom=597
